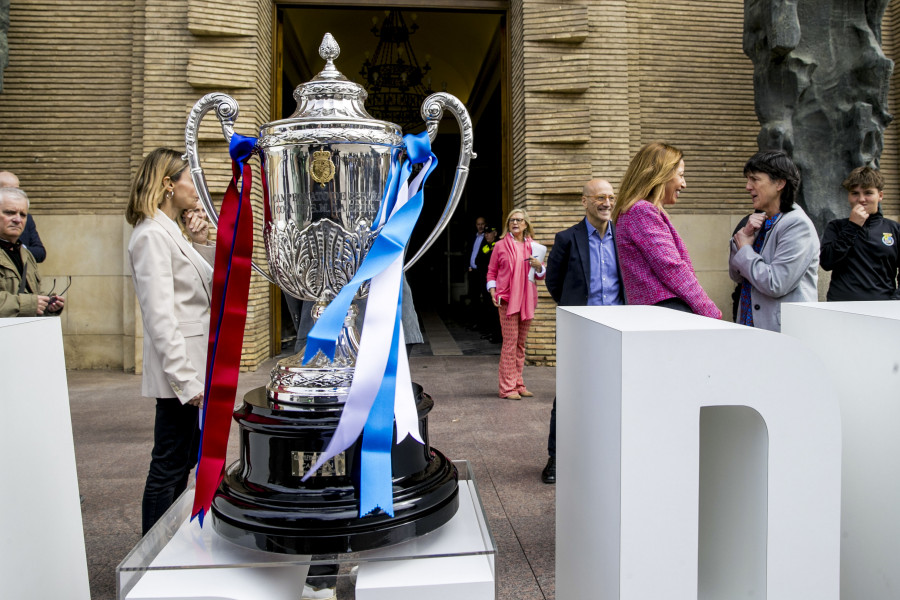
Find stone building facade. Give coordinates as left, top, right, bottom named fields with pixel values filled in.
left=1, top=0, right=899, bottom=370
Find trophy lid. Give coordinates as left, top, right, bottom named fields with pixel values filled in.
left=259, top=33, right=403, bottom=147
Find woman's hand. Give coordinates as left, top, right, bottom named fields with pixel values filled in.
left=182, top=207, right=209, bottom=244
left=490, top=288, right=501, bottom=307
left=734, top=213, right=765, bottom=249
left=187, top=393, right=203, bottom=407
left=527, top=257, right=542, bottom=270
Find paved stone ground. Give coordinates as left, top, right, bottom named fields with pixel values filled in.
left=71, top=309, right=557, bottom=599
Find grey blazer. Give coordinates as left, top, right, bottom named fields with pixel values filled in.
left=128, top=212, right=215, bottom=403
left=729, top=204, right=819, bottom=332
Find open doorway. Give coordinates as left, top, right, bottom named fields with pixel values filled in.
left=276, top=6, right=507, bottom=352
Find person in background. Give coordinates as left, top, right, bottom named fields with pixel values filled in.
left=729, top=150, right=819, bottom=331
left=0, top=170, right=45, bottom=262
left=0, top=186, right=63, bottom=316
left=820, top=166, right=900, bottom=301
left=467, top=216, right=488, bottom=327
left=126, top=148, right=215, bottom=534
left=613, top=142, right=721, bottom=318
left=475, top=226, right=501, bottom=342
left=487, top=208, right=546, bottom=400
left=541, top=177, right=624, bottom=484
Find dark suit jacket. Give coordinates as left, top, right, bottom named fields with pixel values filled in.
left=20, top=214, right=46, bottom=263
left=545, top=219, right=624, bottom=306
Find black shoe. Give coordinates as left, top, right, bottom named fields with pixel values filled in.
left=541, top=457, right=556, bottom=484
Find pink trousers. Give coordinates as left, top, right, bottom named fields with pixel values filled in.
left=497, top=305, right=531, bottom=397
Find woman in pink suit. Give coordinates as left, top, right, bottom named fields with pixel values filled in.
left=487, top=208, right=546, bottom=399
left=612, top=142, right=721, bottom=318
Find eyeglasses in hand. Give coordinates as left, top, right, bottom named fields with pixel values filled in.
left=46, top=276, right=72, bottom=302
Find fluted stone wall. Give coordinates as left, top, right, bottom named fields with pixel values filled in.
left=0, top=0, right=274, bottom=370
left=3, top=0, right=900, bottom=369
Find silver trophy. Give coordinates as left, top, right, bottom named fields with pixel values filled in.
left=185, top=33, right=475, bottom=406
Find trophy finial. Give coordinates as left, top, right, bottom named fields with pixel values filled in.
left=319, top=33, right=340, bottom=63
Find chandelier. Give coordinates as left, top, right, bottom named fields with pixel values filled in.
left=359, top=11, right=434, bottom=132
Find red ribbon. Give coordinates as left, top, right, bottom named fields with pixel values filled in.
left=192, top=158, right=254, bottom=524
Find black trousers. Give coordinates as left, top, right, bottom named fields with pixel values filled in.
left=547, top=397, right=556, bottom=458
left=142, top=397, right=200, bottom=535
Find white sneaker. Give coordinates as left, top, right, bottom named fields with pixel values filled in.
left=301, top=584, right=336, bottom=600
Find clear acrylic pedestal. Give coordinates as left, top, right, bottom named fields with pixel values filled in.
left=117, top=461, right=496, bottom=600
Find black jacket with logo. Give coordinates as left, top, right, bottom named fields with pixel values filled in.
left=820, top=212, right=900, bottom=301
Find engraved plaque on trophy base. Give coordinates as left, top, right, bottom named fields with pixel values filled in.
left=211, top=384, right=460, bottom=554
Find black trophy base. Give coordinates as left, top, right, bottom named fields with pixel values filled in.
left=210, top=384, right=459, bottom=554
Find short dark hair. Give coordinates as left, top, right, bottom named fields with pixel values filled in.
left=842, top=166, right=884, bottom=192
left=743, top=150, right=801, bottom=213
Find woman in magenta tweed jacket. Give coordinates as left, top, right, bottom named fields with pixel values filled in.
left=612, top=142, right=721, bottom=319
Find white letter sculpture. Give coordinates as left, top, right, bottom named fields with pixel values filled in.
left=556, top=306, right=841, bottom=600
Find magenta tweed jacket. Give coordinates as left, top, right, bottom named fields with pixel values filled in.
left=615, top=200, right=721, bottom=319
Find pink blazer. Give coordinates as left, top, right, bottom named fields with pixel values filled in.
left=486, top=234, right=545, bottom=320
left=615, top=200, right=721, bottom=318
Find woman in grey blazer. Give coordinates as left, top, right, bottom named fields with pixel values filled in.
left=126, top=148, right=215, bottom=534
left=729, top=150, right=819, bottom=332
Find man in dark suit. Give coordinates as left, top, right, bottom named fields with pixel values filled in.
left=541, top=178, right=624, bottom=483
left=474, top=227, right=500, bottom=341
left=466, top=216, right=487, bottom=326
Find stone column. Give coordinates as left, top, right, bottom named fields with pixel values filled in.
left=744, top=0, right=894, bottom=232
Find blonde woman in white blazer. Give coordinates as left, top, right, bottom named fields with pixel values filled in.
left=126, top=148, right=215, bottom=534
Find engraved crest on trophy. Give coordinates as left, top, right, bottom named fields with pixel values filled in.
left=311, top=150, right=336, bottom=185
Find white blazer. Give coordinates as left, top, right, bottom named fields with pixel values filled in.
left=128, top=211, right=215, bottom=403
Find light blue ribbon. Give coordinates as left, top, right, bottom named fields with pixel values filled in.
left=302, top=131, right=437, bottom=517
left=304, top=132, right=435, bottom=364
left=359, top=284, right=404, bottom=516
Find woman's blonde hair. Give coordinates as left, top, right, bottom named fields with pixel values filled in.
left=612, top=142, right=684, bottom=222
left=126, top=148, right=189, bottom=226
left=501, top=207, right=535, bottom=240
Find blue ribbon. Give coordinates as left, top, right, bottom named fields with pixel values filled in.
left=372, top=149, right=403, bottom=231
left=359, top=285, right=404, bottom=516
left=302, top=131, right=437, bottom=517
left=230, top=133, right=257, bottom=164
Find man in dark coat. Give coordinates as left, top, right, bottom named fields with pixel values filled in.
left=541, top=178, right=624, bottom=483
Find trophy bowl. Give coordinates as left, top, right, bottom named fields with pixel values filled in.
left=184, top=33, right=475, bottom=553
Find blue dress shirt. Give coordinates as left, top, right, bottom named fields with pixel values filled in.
left=585, top=219, right=622, bottom=306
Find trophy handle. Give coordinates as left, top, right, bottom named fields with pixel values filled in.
left=184, top=92, right=277, bottom=284
left=404, top=92, right=477, bottom=271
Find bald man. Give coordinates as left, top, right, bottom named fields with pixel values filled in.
left=0, top=170, right=45, bottom=262
left=542, top=178, right=625, bottom=483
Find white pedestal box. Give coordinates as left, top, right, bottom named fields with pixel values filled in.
left=783, top=301, right=900, bottom=600
left=118, top=461, right=496, bottom=600
left=555, top=306, right=841, bottom=600
left=0, top=317, right=90, bottom=600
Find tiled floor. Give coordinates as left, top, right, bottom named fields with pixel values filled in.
left=71, top=310, right=556, bottom=599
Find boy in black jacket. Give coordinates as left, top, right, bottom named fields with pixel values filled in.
left=821, top=167, right=900, bottom=301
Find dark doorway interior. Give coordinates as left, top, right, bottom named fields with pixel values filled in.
left=277, top=7, right=505, bottom=348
